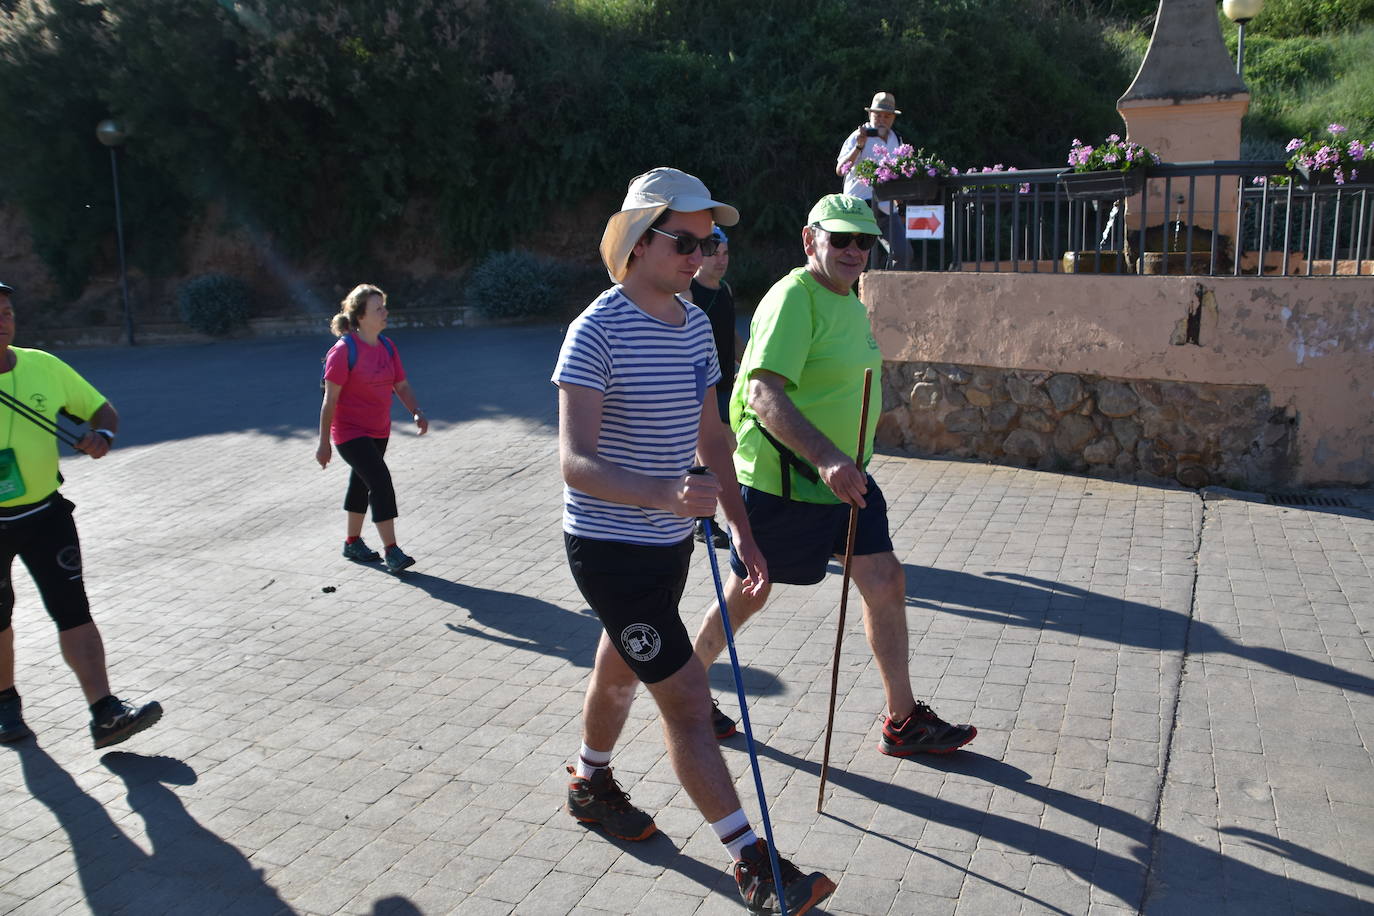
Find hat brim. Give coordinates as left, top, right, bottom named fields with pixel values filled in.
left=865, top=107, right=902, bottom=115
left=599, top=200, right=741, bottom=283
left=814, top=215, right=881, bottom=235
left=0, top=282, right=13, bottom=295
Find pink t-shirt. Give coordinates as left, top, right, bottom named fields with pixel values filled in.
left=324, top=335, right=407, bottom=443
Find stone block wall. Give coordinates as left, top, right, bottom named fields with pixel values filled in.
left=875, top=361, right=1298, bottom=489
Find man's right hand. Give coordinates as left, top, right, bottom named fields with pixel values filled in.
left=666, top=470, right=719, bottom=518
left=819, top=452, right=868, bottom=508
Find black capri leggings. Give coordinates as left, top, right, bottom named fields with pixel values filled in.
left=0, top=495, right=93, bottom=633
left=335, top=436, right=398, bottom=523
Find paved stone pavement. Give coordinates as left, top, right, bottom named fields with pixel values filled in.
left=1, top=325, right=1371, bottom=916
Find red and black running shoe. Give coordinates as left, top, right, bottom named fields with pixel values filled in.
left=735, top=839, right=836, bottom=915
left=879, top=702, right=977, bottom=756
left=712, top=698, right=738, bottom=740
left=566, top=766, right=657, bottom=841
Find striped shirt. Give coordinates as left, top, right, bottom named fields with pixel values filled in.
left=552, top=286, right=721, bottom=545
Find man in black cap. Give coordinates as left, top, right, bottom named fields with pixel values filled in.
left=0, top=280, right=163, bottom=749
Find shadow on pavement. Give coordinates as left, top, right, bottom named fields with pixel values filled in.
left=904, top=566, right=1374, bottom=697
left=55, top=325, right=565, bottom=450
left=13, top=744, right=301, bottom=914
left=762, top=743, right=1369, bottom=914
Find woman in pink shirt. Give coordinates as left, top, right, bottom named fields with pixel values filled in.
left=316, top=284, right=427, bottom=572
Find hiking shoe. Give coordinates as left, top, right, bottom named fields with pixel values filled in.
left=0, top=694, right=34, bottom=744
left=695, top=518, right=730, bottom=549
left=384, top=545, right=415, bottom=573
left=91, top=698, right=163, bottom=749
left=735, top=838, right=836, bottom=915
left=342, top=538, right=381, bottom=563
left=878, top=702, right=977, bottom=756
left=566, top=766, right=657, bottom=841
left=712, top=698, right=737, bottom=740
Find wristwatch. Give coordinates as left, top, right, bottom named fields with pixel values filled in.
left=94, top=428, right=116, bottom=443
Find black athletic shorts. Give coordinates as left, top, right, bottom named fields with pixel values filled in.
left=729, top=477, right=894, bottom=586
left=564, top=533, right=695, bottom=684
left=0, top=494, right=93, bottom=632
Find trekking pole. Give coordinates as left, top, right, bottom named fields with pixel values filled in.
left=817, top=367, right=873, bottom=814
left=0, top=387, right=83, bottom=449
left=690, top=467, right=789, bottom=916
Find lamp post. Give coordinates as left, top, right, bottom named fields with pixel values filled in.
left=1222, top=0, right=1264, bottom=78
left=95, top=118, right=135, bottom=346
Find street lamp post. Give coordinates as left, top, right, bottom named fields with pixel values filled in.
left=95, top=118, right=135, bottom=346
left=1222, top=0, right=1265, bottom=78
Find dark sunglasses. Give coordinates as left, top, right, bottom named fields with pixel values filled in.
left=816, top=227, right=877, bottom=251
left=649, top=227, right=721, bottom=257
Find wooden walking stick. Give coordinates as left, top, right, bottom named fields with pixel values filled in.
left=817, top=367, right=874, bottom=813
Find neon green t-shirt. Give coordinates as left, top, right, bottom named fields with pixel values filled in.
left=730, top=267, right=882, bottom=505
left=0, top=348, right=106, bottom=508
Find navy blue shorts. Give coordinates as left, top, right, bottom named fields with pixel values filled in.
left=729, top=478, right=894, bottom=586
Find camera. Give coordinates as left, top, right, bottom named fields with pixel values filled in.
left=864, top=126, right=879, bottom=137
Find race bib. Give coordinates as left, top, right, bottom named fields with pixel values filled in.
left=0, top=448, right=25, bottom=502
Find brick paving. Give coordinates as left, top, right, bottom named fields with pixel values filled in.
left=0, top=325, right=1370, bottom=915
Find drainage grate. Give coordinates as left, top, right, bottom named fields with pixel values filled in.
left=1267, top=493, right=1352, bottom=507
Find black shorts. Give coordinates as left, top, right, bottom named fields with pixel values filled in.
left=0, top=494, right=93, bottom=632
left=729, top=478, right=894, bottom=586
left=565, top=533, right=695, bottom=684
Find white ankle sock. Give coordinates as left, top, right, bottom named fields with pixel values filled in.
left=575, top=743, right=611, bottom=780
left=710, top=809, right=758, bottom=861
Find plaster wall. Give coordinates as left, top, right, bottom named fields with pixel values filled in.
left=862, top=271, right=1374, bottom=485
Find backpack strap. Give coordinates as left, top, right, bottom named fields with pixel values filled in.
left=753, top=422, right=820, bottom=502
left=344, top=333, right=359, bottom=371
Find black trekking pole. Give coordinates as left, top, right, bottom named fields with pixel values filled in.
left=0, top=387, right=83, bottom=449
left=690, top=466, right=789, bottom=916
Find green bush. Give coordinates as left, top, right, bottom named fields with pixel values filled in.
left=176, top=273, right=252, bottom=335
left=464, top=251, right=580, bottom=321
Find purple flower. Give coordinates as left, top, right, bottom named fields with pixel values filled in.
left=839, top=160, right=852, bottom=176
left=1334, top=168, right=1345, bottom=185
left=1107, top=133, right=1120, bottom=143
left=894, top=144, right=914, bottom=157
left=1285, top=138, right=1303, bottom=152
left=877, top=166, right=895, bottom=182
left=926, top=166, right=938, bottom=177
left=1328, top=123, right=1347, bottom=135
left=1350, top=140, right=1366, bottom=161
left=950, top=167, right=960, bottom=175
left=1104, top=153, right=1119, bottom=164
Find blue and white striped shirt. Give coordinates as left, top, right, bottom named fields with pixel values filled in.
left=553, top=286, right=721, bottom=545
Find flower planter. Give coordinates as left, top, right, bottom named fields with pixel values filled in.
left=1293, top=164, right=1336, bottom=189
left=1059, top=168, right=1147, bottom=202
left=874, top=176, right=941, bottom=204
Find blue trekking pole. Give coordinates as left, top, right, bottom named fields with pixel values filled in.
left=690, top=467, right=789, bottom=916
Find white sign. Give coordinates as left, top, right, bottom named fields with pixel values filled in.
left=905, top=205, right=944, bottom=240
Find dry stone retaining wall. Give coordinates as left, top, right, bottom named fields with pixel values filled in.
left=875, top=361, right=1298, bottom=489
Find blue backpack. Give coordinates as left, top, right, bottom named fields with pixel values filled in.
left=320, top=333, right=395, bottom=392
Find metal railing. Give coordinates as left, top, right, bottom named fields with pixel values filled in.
left=876, top=161, right=1374, bottom=276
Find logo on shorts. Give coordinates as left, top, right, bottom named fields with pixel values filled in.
left=620, top=624, right=662, bottom=662
left=56, top=546, right=81, bottom=572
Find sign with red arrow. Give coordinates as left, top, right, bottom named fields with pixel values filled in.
left=906, top=206, right=944, bottom=240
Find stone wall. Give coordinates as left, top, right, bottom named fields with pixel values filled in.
left=876, top=361, right=1297, bottom=489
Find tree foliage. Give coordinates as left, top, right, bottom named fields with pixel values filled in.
left=4, top=0, right=1360, bottom=301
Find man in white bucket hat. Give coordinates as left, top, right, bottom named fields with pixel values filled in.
left=553, top=168, right=836, bottom=914
left=836, top=91, right=908, bottom=266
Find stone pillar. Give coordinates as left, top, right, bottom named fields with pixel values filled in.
left=1117, top=0, right=1250, bottom=239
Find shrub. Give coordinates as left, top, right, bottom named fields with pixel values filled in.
left=177, top=274, right=252, bottom=336
left=464, top=250, right=574, bottom=321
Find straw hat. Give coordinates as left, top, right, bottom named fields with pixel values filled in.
left=865, top=91, right=901, bottom=115
left=599, top=168, right=740, bottom=283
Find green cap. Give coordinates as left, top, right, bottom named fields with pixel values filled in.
left=807, top=194, right=879, bottom=235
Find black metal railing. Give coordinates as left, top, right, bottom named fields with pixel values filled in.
left=874, top=160, right=1374, bottom=277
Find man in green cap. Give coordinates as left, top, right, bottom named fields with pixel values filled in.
left=693, top=194, right=978, bottom=758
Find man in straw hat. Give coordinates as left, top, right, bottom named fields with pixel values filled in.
left=837, top=91, right=908, bottom=266
left=552, top=169, right=835, bottom=914
left=0, top=280, right=163, bottom=750
left=693, top=194, right=978, bottom=759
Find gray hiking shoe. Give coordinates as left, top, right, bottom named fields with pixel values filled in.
left=384, top=545, right=415, bottom=573
left=342, top=539, right=381, bottom=562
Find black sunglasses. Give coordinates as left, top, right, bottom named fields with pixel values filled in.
left=814, top=226, right=877, bottom=251
left=649, top=227, right=721, bottom=257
